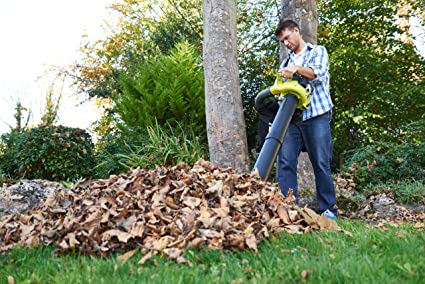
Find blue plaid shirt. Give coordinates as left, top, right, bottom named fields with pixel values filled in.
left=279, top=43, right=333, bottom=120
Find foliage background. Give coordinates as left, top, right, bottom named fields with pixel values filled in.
left=319, top=0, right=425, bottom=165
left=0, top=0, right=424, bottom=190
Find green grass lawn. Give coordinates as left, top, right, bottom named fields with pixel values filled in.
left=1, top=220, right=424, bottom=284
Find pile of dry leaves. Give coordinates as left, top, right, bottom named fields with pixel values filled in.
left=0, top=159, right=343, bottom=263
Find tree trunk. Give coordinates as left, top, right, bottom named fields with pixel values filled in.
left=280, top=0, right=318, bottom=190
left=202, top=0, right=250, bottom=172
left=279, top=0, right=318, bottom=61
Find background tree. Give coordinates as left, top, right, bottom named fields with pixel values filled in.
left=280, top=0, right=318, bottom=56
left=12, top=102, right=30, bottom=132
left=237, top=0, right=280, bottom=152
left=67, top=0, right=203, bottom=99
left=397, top=0, right=413, bottom=44
left=39, top=80, right=64, bottom=127
left=318, top=0, right=425, bottom=165
left=203, top=0, right=250, bottom=172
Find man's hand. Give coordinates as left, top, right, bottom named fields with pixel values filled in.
left=279, top=65, right=316, bottom=80
left=279, top=66, right=298, bottom=79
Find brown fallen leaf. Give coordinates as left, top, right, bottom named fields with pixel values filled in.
left=301, top=269, right=312, bottom=278
left=116, top=215, right=138, bottom=232
left=277, top=205, right=292, bottom=225
left=163, top=247, right=183, bottom=259
left=198, top=206, right=212, bottom=227
left=198, top=229, right=222, bottom=239
left=182, top=196, right=202, bottom=209
left=130, top=222, right=145, bottom=237
left=296, top=246, right=308, bottom=252
left=206, top=180, right=224, bottom=195
left=342, top=230, right=353, bottom=237
left=81, top=209, right=103, bottom=226
left=0, top=244, right=15, bottom=253
left=317, top=216, right=340, bottom=231
left=67, top=232, right=80, bottom=247
left=209, top=236, right=223, bottom=249
left=300, top=207, right=319, bottom=225
left=396, top=230, right=407, bottom=238
left=102, top=229, right=134, bottom=243
left=117, top=249, right=138, bottom=262
left=20, top=224, right=35, bottom=238
left=227, top=234, right=245, bottom=250
left=266, top=217, right=281, bottom=229
left=288, top=210, right=299, bottom=222
left=414, top=222, right=424, bottom=229
left=284, top=225, right=302, bottom=234
left=190, top=237, right=205, bottom=248
left=59, top=239, right=69, bottom=250
left=153, top=236, right=174, bottom=251
left=245, top=234, right=258, bottom=252
left=24, top=235, right=39, bottom=247
left=267, top=191, right=284, bottom=211
left=138, top=251, right=153, bottom=265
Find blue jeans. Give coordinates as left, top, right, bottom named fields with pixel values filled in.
left=277, top=111, right=337, bottom=215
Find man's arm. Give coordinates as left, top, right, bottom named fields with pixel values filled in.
left=279, top=46, right=329, bottom=81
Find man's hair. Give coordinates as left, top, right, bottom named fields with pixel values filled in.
left=274, top=19, right=300, bottom=37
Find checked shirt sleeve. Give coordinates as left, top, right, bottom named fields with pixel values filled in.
left=303, top=44, right=333, bottom=120
left=306, top=45, right=329, bottom=84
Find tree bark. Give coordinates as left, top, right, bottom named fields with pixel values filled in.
left=280, top=0, right=318, bottom=190
left=280, top=0, right=318, bottom=61
left=202, top=0, right=250, bottom=172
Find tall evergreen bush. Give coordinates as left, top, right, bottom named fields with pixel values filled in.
left=114, top=41, right=206, bottom=136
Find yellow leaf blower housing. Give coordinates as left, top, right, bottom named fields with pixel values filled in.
left=269, top=74, right=311, bottom=110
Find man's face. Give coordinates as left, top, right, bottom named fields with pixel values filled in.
left=278, top=28, right=300, bottom=51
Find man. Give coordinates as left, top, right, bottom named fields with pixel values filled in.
left=275, top=19, right=337, bottom=219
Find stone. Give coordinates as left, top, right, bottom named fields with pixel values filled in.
left=0, top=180, right=66, bottom=215
left=297, top=152, right=315, bottom=190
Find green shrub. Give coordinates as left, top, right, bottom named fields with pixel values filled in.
left=0, top=130, right=25, bottom=178
left=114, top=122, right=209, bottom=170
left=92, top=128, right=148, bottom=178
left=92, top=41, right=208, bottom=177
left=342, top=120, right=425, bottom=189
left=364, top=179, right=425, bottom=204
left=0, top=126, right=96, bottom=181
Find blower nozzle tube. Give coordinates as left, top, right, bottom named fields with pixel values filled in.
left=253, top=93, right=298, bottom=180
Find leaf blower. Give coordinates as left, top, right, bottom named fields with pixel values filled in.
left=252, top=73, right=311, bottom=181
